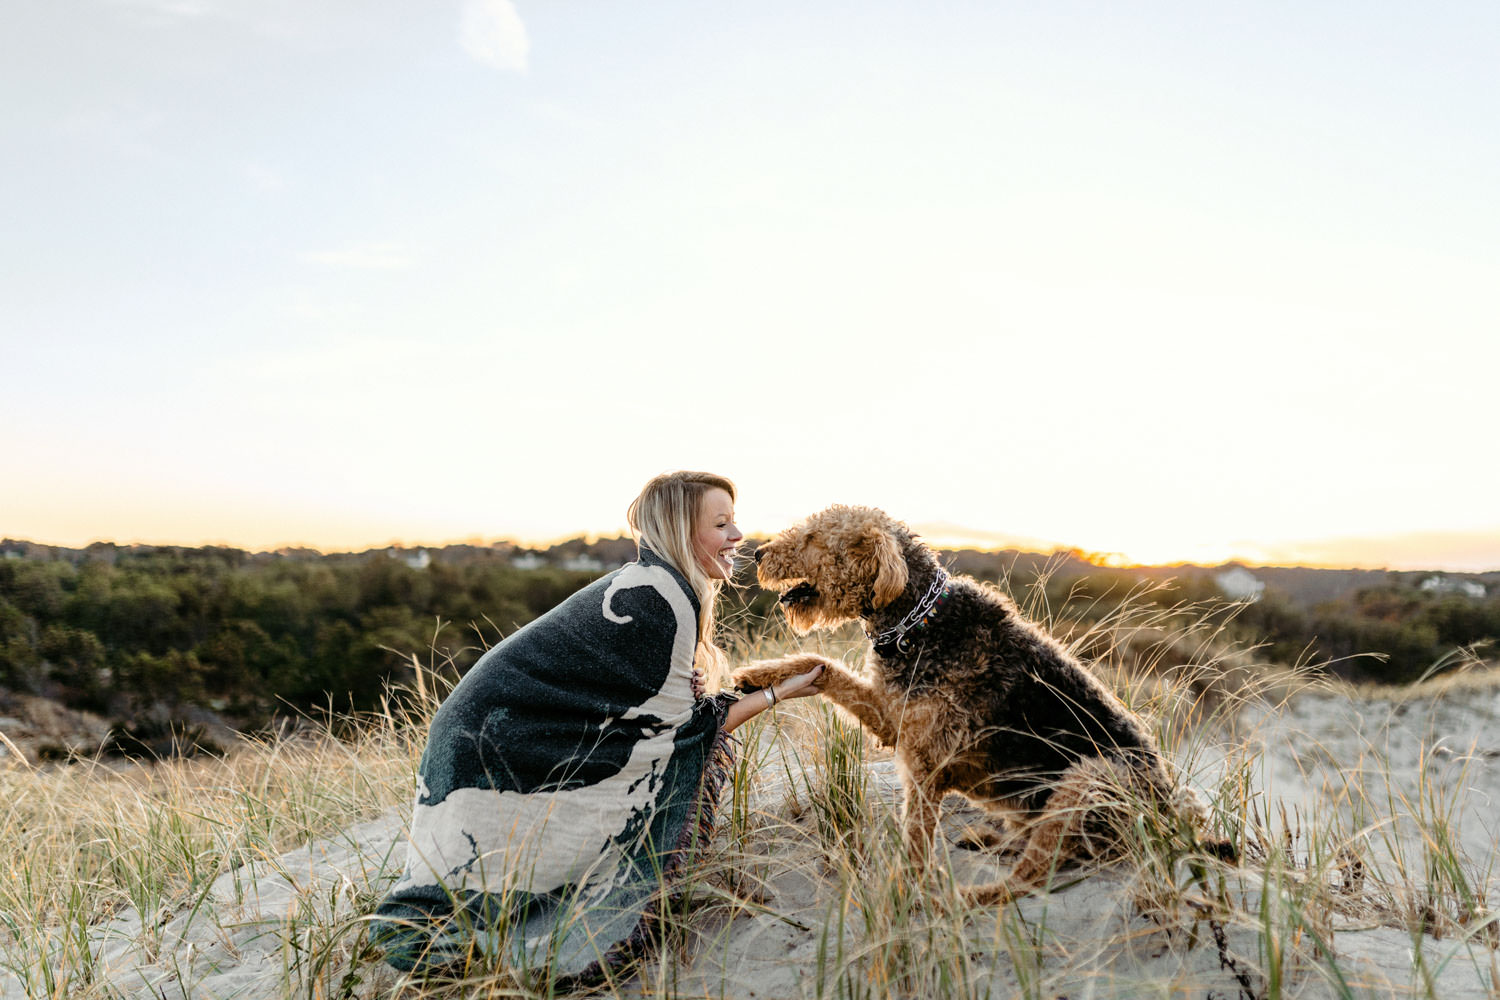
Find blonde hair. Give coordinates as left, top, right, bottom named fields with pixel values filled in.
left=626, top=470, right=737, bottom=690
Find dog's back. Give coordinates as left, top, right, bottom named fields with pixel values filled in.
left=881, top=576, right=1174, bottom=816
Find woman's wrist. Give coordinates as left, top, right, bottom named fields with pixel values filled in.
left=722, top=685, right=773, bottom=733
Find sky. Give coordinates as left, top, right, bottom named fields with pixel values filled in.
left=3, top=1, right=1498, bottom=571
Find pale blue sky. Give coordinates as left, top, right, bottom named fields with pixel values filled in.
left=4, top=1, right=1498, bottom=569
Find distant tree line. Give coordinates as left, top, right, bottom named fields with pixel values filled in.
left=1, top=540, right=1495, bottom=749
left=969, top=554, right=1500, bottom=685
left=1225, top=583, right=1500, bottom=683
left=0, top=545, right=600, bottom=732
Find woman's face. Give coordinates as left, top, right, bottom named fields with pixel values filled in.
left=693, top=487, right=743, bottom=580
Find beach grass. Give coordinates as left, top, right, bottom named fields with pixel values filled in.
left=1, top=596, right=1497, bottom=999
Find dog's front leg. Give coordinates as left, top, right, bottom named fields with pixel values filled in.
left=814, top=666, right=904, bottom=747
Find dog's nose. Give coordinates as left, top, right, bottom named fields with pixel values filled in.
left=753, top=547, right=764, bottom=564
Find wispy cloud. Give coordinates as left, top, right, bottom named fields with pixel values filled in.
left=459, top=0, right=529, bottom=72
left=299, top=241, right=417, bottom=270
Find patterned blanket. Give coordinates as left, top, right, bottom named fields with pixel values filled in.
left=372, top=548, right=735, bottom=981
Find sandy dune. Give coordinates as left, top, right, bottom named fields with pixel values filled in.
left=10, top=683, right=1497, bottom=999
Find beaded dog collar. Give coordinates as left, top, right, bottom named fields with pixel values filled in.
left=867, top=570, right=951, bottom=654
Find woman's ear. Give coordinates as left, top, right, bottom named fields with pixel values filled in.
left=869, top=528, right=908, bottom=608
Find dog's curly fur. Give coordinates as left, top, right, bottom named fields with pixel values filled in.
left=735, top=505, right=1234, bottom=904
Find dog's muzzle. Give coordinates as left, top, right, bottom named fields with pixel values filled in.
left=779, top=582, right=818, bottom=607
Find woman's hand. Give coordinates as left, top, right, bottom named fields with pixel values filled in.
left=770, top=662, right=825, bottom=702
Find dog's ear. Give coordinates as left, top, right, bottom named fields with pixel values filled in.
left=869, top=528, right=908, bottom=608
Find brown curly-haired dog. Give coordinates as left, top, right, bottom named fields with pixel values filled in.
left=734, top=505, right=1234, bottom=905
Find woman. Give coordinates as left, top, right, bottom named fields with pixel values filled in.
left=373, top=471, right=822, bottom=981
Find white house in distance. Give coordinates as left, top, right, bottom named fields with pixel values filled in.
left=385, top=547, right=431, bottom=570
left=1215, top=566, right=1266, bottom=602
left=1419, top=575, right=1486, bottom=599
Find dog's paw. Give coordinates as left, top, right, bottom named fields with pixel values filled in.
left=731, top=662, right=802, bottom=691
left=732, top=654, right=833, bottom=691
left=952, top=824, right=1012, bottom=854
left=961, top=881, right=1022, bottom=908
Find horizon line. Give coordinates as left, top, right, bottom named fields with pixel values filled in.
left=4, top=530, right=1498, bottom=577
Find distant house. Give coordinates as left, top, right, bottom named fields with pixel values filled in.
left=385, top=547, right=431, bottom=570
left=1419, top=575, right=1486, bottom=599
left=560, top=554, right=604, bottom=573
left=1215, top=567, right=1265, bottom=602
left=511, top=552, right=546, bottom=570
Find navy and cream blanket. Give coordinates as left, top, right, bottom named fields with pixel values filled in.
left=373, top=549, right=735, bottom=980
